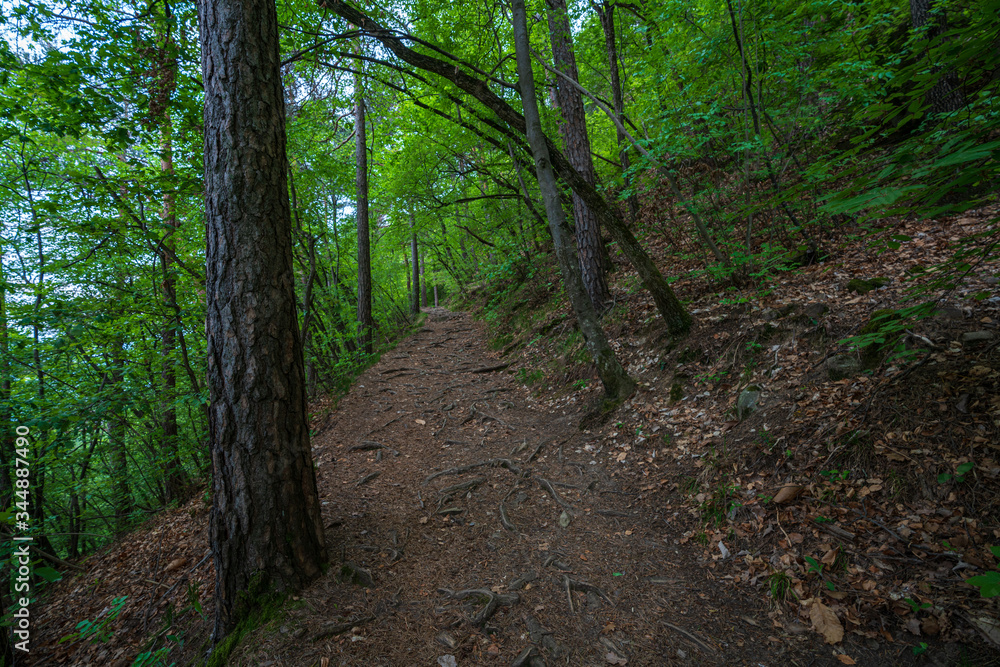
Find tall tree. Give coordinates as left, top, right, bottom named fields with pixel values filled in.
left=154, top=0, right=188, bottom=504
left=355, top=46, right=375, bottom=353
left=197, top=0, right=328, bottom=639
left=410, top=208, right=420, bottom=316
left=547, top=0, right=612, bottom=313
left=513, top=0, right=635, bottom=402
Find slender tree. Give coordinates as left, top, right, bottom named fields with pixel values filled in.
left=355, top=45, right=375, bottom=353
left=410, top=208, right=420, bottom=316
left=547, top=0, right=612, bottom=313
left=197, top=0, right=328, bottom=639
left=513, top=0, right=635, bottom=402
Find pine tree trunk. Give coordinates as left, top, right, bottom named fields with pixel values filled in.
left=513, top=0, right=635, bottom=402
left=355, top=51, right=374, bottom=354
left=546, top=0, right=611, bottom=313
left=197, top=0, right=329, bottom=640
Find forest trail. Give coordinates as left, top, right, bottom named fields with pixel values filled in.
left=232, top=308, right=894, bottom=667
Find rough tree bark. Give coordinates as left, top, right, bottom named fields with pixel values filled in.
left=546, top=0, right=612, bottom=313
left=513, top=0, right=635, bottom=402
left=354, top=47, right=375, bottom=353
left=910, top=0, right=963, bottom=116
left=197, top=0, right=329, bottom=640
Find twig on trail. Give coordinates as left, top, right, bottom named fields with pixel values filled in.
left=468, top=362, right=510, bottom=373
left=536, top=477, right=572, bottom=508
left=423, top=458, right=521, bottom=485
left=354, top=472, right=380, bottom=487
left=311, top=615, right=376, bottom=642
left=433, top=414, right=448, bottom=436
left=416, top=491, right=424, bottom=509
left=364, top=413, right=408, bottom=437
left=349, top=441, right=399, bottom=456
left=812, top=520, right=856, bottom=542
left=660, top=620, right=717, bottom=654
left=562, top=574, right=574, bottom=613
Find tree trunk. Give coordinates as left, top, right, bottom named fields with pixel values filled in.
left=109, top=334, right=132, bottom=533
left=910, top=0, right=963, bottom=116
left=420, top=253, right=428, bottom=307
left=513, top=0, right=635, bottom=402
left=410, top=210, right=420, bottom=316
left=160, top=117, right=188, bottom=506
left=594, top=0, right=639, bottom=224
left=546, top=0, right=611, bottom=313
left=197, top=0, right=329, bottom=640
left=354, top=49, right=375, bottom=354
left=0, top=239, right=11, bottom=511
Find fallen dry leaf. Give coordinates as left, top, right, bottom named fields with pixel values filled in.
left=809, top=600, right=844, bottom=644
left=772, top=485, right=803, bottom=504
left=164, top=557, right=188, bottom=573
left=836, top=654, right=856, bottom=665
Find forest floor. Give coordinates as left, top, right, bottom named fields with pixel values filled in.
left=23, top=212, right=1000, bottom=667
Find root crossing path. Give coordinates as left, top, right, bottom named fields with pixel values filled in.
left=255, top=309, right=851, bottom=666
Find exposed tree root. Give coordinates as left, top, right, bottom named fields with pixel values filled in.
left=499, top=501, right=517, bottom=532
left=437, top=588, right=519, bottom=626
left=535, top=477, right=572, bottom=508
left=423, top=458, right=521, bottom=485
left=562, top=575, right=613, bottom=610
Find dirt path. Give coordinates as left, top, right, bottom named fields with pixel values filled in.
left=226, top=308, right=907, bottom=667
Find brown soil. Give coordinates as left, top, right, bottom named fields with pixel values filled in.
left=23, top=213, right=1000, bottom=667
left=228, top=308, right=971, bottom=666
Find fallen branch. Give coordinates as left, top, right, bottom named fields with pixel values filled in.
left=469, top=362, right=510, bottom=373
left=660, top=620, right=717, bottom=654
left=354, top=472, right=380, bottom=487
left=311, top=615, right=376, bottom=642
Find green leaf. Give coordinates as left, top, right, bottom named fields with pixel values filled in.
left=966, top=571, right=1000, bottom=598
left=35, top=566, right=62, bottom=582
left=956, top=462, right=975, bottom=476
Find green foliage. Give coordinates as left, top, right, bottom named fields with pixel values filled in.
left=768, top=571, right=792, bottom=602
left=60, top=596, right=128, bottom=644
left=938, top=461, right=975, bottom=484
left=965, top=546, right=1000, bottom=598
